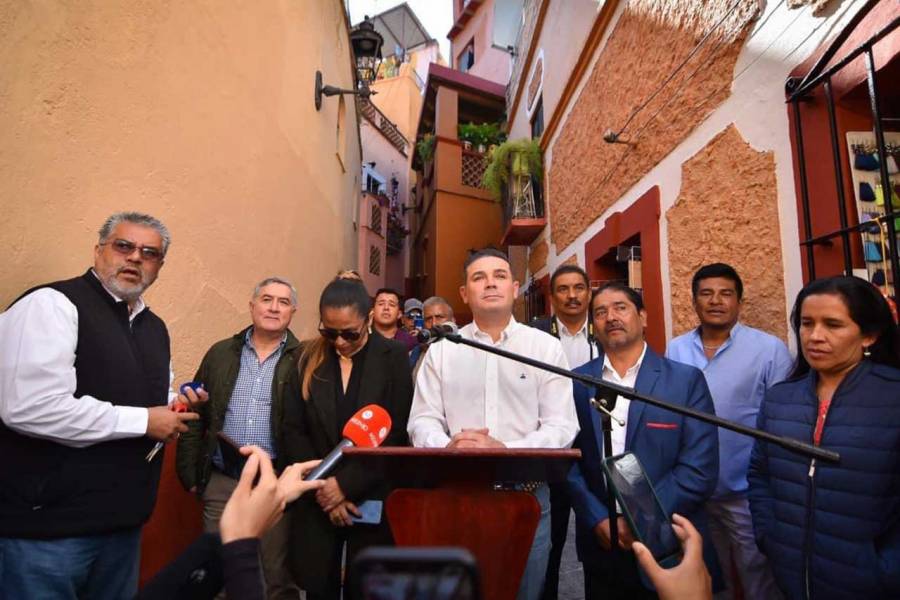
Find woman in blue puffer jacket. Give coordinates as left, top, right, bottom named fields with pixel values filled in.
left=748, top=276, right=900, bottom=599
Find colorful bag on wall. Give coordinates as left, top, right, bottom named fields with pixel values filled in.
left=860, top=181, right=876, bottom=202
left=864, top=240, right=883, bottom=262
left=855, top=152, right=879, bottom=171
left=887, top=154, right=899, bottom=175
left=875, top=184, right=900, bottom=207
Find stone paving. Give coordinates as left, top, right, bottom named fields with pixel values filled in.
left=557, top=510, right=585, bottom=600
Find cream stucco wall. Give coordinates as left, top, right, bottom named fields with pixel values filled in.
left=0, top=0, right=362, bottom=358
left=451, top=0, right=513, bottom=86
left=507, top=0, right=600, bottom=140
left=0, top=0, right=363, bottom=577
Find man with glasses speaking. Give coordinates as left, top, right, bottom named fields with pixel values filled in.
left=176, top=275, right=304, bottom=599
left=0, top=212, right=198, bottom=599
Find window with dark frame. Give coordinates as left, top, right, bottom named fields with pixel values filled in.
left=369, top=245, right=381, bottom=276
left=787, top=8, right=899, bottom=301
left=531, top=97, right=544, bottom=139
left=370, top=201, right=383, bottom=235
left=458, top=41, right=475, bottom=73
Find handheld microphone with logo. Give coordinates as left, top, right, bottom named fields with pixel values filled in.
left=303, top=404, right=392, bottom=481
left=416, top=322, right=459, bottom=344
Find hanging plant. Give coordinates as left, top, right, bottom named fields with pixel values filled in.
left=416, top=134, right=435, bottom=165
left=482, top=138, right=542, bottom=201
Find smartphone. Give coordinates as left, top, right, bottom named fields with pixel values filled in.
left=216, top=431, right=248, bottom=480
left=602, top=452, right=681, bottom=564
left=413, top=314, right=424, bottom=330
left=350, top=499, right=383, bottom=525
left=349, top=546, right=481, bottom=600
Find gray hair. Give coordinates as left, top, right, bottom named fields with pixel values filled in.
left=98, top=212, right=171, bottom=255
left=253, top=276, right=298, bottom=306
left=423, top=295, right=454, bottom=317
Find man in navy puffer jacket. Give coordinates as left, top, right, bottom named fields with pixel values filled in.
left=748, top=360, right=900, bottom=599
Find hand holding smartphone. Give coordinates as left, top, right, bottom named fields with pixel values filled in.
left=602, top=452, right=681, bottom=564
left=217, top=432, right=250, bottom=480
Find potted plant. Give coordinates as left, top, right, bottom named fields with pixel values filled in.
left=476, top=122, right=506, bottom=153
left=458, top=122, right=507, bottom=153
left=482, top=138, right=542, bottom=209
left=457, top=123, right=477, bottom=151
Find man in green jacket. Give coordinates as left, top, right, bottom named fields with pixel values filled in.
left=177, top=276, right=303, bottom=600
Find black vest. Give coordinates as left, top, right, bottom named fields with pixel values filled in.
left=0, top=270, right=170, bottom=538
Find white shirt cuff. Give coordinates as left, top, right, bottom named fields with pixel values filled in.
left=116, top=406, right=150, bottom=436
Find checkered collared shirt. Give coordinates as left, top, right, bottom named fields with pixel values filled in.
left=213, top=329, right=286, bottom=468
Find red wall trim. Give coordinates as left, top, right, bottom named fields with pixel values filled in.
left=584, top=186, right=665, bottom=352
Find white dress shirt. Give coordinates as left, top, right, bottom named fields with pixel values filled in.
left=0, top=279, right=174, bottom=448
left=409, top=317, right=579, bottom=449
left=556, top=317, right=598, bottom=370
left=600, top=343, right=647, bottom=457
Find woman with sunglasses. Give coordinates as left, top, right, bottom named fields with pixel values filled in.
left=748, top=276, right=900, bottom=599
left=281, top=278, right=413, bottom=600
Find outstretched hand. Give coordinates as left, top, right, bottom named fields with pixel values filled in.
left=219, top=446, right=284, bottom=543
left=277, top=459, right=325, bottom=503
left=633, top=513, right=712, bottom=600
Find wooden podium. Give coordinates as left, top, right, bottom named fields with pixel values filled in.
left=343, top=447, right=580, bottom=600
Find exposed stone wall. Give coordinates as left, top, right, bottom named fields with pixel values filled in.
left=561, top=254, right=578, bottom=266
left=548, top=0, right=758, bottom=249
left=787, top=0, right=837, bottom=17
left=529, top=238, right=549, bottom=274
left=667, top=125, right=788, bottom=340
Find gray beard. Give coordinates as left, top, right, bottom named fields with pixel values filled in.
left=102, top=274, right=146, bottom=303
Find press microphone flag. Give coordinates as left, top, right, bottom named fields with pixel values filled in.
left=303, top=404, right=392, bottom=481
left=416, top=322, right=459, bottom=343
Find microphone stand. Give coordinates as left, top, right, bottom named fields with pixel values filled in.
left=431, top=329, right=841, bottom=555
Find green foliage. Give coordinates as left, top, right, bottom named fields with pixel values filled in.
left=416, top=134, right=435, bottom=164
left=457, top=122, right=506, bottom=148
left=482, top=138, right=542, bottom=201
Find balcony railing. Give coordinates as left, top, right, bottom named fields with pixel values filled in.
left=461, top=149, right=488, bottom=189
left=501, top=175, right=546, bottom=246
left=502, top=175, right=544, bottom=221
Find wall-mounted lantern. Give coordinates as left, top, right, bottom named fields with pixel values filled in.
left=315, top=17, right=384, bottom=111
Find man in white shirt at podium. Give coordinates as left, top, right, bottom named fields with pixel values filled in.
left=408, top=248, right=579, bottom=600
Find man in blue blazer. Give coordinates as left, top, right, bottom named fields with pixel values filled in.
left=567, top=282, right=720, bottom=599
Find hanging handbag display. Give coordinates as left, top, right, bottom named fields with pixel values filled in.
left=887, top=154, right=899, bottom=175
left=874, top=183, right=900, bottom=207
left=855, top=152, right=879, bottom=171
left=860, top=181, right=876, bottom=202
left=864, top=240, right=882, bottom=262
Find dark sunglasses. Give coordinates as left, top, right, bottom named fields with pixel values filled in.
left=318, top=321, right=367, bottom=342
left=102, top=239, right=164, bottom=262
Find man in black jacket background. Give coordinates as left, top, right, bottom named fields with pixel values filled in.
left=176, top=276, right=302, bottom=600
left=530, top=264, right=598, bottom=600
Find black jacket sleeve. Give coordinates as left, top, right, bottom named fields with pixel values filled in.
left=281, top=361, right=319, bottom=468
left=222, top=538, right=264, bottom=600
left=175, top=354, right=211, bottom=491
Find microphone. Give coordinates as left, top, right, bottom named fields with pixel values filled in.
left=416, top=322, right=459, bottom=343
left=304, top=404, right=392, bottom=481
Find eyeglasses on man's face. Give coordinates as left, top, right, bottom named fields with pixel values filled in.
left=101, top=239, right=164, bottom=263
